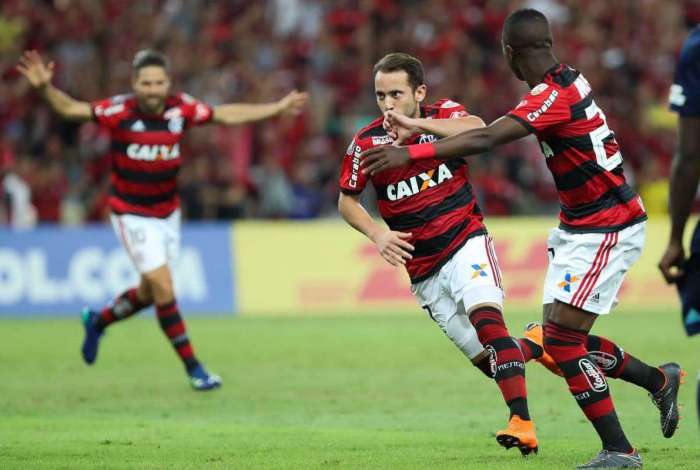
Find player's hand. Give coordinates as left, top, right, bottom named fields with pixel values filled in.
left=361, top=145, right=410, bottom=175
left=16, top=50, right=54, bottom=90
left=658, top=240, right=686, bottom=284
left=277, top=90, right=308, bottom=115
left=383, top=110, right=419, bottom=144
left=372, top=230, right=414, bottom=266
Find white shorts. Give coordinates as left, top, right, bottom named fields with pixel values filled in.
left=411, top=235, right=504, bottom=359
left=542, top=222, right=645, bottom=315
left=110, top=209, right=181, bottom=273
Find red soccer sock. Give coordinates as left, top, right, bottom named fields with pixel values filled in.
left=544, top=321, right=632, bottom=453
left=156, top=301, right=199, bottom=371
left=97, top=288, right=150, bottom=330
left=586, top=335, right=665, bottom=393
left=470, top=307, right=529, bottom=420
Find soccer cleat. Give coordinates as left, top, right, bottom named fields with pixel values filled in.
left=495, top=415, right=538, bottom=456
left=80, top=308, right=104, bottom=365
left=524, top=322, right=563, bottom=377
left=188, top=364, right=222, bottom=391
left=576, top=449, right=642, bottom=468
left=649, top=362, right=685, bottom=438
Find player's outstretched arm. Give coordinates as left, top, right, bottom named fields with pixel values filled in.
left=659, top=116, right=700, bottom=283
left=338, top=193, right=414, bottom=266
left=361, top=115, right=530, bottom=175
left=212, top=90, right=308, bottom=126
left=383, top=110, right=485, bottom=143
left=16, top=50, right=92, bottom=121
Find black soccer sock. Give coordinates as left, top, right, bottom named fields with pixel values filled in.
left=586, top=335, right=666, bottom=394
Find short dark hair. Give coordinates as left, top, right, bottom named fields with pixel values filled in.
left=132, top=49, right=170, bottom=75
left=502, top=8, right=552, bottom=50
left=373, top=53, right=425, bottom=90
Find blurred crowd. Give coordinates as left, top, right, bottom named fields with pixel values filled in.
left=0, top=0, right=696, bottom=226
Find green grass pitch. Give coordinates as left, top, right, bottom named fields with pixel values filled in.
left=1, top=309, right=698, bottom=469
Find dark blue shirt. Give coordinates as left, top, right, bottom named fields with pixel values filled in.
left=670, top=25, right=700, bottom=117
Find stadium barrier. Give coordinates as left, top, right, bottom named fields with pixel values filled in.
left=234, top=216, right=682, bottom=315
left=0, top=216, right=684, bottom=316
left=0, top=224, right=235, bottom=316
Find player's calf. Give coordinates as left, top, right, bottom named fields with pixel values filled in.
left=469, top=306, right=531, bottom=422
left=543, top=321, right=633, bottom=454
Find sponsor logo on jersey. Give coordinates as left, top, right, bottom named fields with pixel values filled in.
left=471, top=263, right=488, bottom=279
left=589, top=351, right=618, bottom=372
left=440, top=99, right=460, bottom=108
left=558, top=272, right=579, bottom=292
left=372, top=135, right=394, bottom=145
left=345, top=139, right=356, bottom=156
left=130, top=120, right=146, bottom=132
left=194, top=103, right=210, bottom=122
left=348, top=145, right=361, bottom=188
left=589, top=292, right=600, bottom=304
left=579, top=357, right=608, bottom=392
left=527, top=89, right=559, bottom=122
left=95, top=103, right=125, bottom=117
left=418, top=134, right=437, bottom=144
left=449, top=110, right=467, bottom=118
left=168, top=116, right=184, bottom=134
left=126, top=143, right=180, bottom=161
left=385, top=163, right=454, bottom=201
left=530, top=83, right=549, bottom=95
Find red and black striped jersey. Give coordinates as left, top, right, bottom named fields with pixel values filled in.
left=507, top=64, right=647, bottom=232
left=339, top=99, right=486, bottom=283
left=91, top=92, right=213, bottom=218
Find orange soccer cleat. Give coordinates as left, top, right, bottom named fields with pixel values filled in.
left=496, top=415, right=538, bottom=456
left=524, top=322, right=563, bottom=377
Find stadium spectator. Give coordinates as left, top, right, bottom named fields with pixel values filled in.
left=0, top=0, right=693, bottom=223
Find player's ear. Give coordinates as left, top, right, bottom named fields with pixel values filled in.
left=414, top=84, right=427, bottom=103
left=503, top=44, right=514, bottom=61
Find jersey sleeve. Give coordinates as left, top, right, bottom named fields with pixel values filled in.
left=669, top=32, right=700, bottom=117
left=91, top=96, right=126, bottom=129
left=338, top=137, right=368, bottom=194
left=506, top=84, right=570, bottom=133
left=180, top=93, right=213, bottom=127
left=433, top=99, right=470, bottom=119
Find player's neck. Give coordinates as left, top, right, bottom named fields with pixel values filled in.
left=521, top=53, right=559, bottom=88
left=137, top=102, right=165, bottom=116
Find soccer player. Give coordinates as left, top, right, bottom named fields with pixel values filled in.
left=338, top=52, right=538, bottom=455
left=17, top=49, right=307, bottom=391
left=362, top=10, right=684, bottom=468
left=659, top=22, right=700, bottom=424
left=659, top=26, right=700, bottom=334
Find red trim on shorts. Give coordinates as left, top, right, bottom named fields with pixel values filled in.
left=116, top=216, right=138, bottom=267
left=571, top=232, right=618, bottom=308
left=484, top=236, right=502, bottom=289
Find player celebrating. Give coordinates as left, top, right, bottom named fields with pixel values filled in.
left=338, top=52, right=538, bottom=455
left=17, top=49, right=307, bottom=391
left=362, top=10, right=684, bottom=469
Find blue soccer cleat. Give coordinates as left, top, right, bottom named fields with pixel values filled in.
left=80, top=308, right=104, bottom=365
left=188, top=364, right=222, bottom=391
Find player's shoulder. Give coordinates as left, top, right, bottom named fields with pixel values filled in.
left=354, top=116, right=393, bottom=148
left=524, top=64, right=589, bottom=104
left=93, top=93, right=135, bottom=117
left=423, top=98, right=468, bottom=118
left=679, top=26, right=700, bottom=65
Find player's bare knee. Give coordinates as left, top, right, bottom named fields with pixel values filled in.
left=142, top=266, right=174, bottom=302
